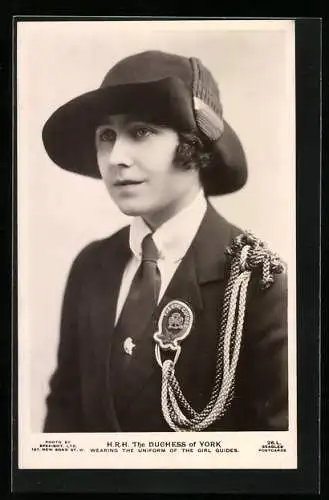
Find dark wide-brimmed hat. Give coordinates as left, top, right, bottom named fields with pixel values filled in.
left=42, top=50, right=248, bottom=196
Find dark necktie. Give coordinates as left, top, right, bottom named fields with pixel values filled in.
left=116, top=233, right=161, bottom=336
left=110, top=234, right=161, bottom=424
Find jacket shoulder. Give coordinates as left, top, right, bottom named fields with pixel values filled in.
left=207, top=202, right=243, bottom=235
left=68, top=225, right=130, bottom=275
left=210, top=204, right=287, bottom=269
left=207, top=203, right=287, bottom=289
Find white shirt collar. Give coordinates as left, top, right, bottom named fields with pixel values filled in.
left=129, top=190, right=207, bottom=263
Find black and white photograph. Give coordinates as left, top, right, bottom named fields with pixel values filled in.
left=16, top=18, right=297, bottom=469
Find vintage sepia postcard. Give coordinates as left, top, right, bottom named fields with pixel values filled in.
left=12, top=16, right=321, bottom=494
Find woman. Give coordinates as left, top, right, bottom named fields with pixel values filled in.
left=42, top=50, right=288, bottom=432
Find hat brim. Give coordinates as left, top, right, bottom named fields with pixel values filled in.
left=42, top=80, right=248, bottom=196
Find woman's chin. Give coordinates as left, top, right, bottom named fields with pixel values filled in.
left=114, top=200, right=149, bottom=218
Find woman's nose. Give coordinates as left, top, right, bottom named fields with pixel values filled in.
left=107, top=137, right=133, bottom=168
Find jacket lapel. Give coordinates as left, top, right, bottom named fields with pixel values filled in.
left=192, top=201, right=233, bottom=284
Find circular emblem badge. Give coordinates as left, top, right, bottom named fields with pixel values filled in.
left=153, top=300, right=194, bottom=351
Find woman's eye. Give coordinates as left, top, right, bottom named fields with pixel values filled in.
left=98, top=129, right=116, bottom=142
left=131, top=127, right=153, bottom=139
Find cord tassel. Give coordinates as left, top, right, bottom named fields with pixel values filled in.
left=156, top=232, right=285, bottom=431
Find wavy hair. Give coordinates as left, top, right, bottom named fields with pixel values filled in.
left=174, top=132, right=213, bottom=171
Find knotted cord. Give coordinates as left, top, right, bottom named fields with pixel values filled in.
left=154, top=231, right=285, bottom=432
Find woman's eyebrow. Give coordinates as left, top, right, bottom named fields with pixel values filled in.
left=126, top=118, right=166, bottom=129
left=126, top=121, right=155, bottom=128
left=96, top=115, right=164, bottom=129
left=96, top=115, right=147, bottom=127
left=96, top=121, right=115, bottom=130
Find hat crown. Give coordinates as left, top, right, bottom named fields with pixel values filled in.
left=101, top=50, right=193, bottom=91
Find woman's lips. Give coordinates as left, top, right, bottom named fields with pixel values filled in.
left=114, top=179, right=145, bottom=186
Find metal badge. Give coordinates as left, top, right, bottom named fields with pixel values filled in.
left=153, top=300, right=194, bottom=351
left=123, top=337, right=136, bottom=356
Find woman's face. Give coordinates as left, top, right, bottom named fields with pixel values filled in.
left=95, top=114, right=201, bottom=228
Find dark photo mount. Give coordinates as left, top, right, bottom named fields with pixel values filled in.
left=9, top=16, right=322, bottom=495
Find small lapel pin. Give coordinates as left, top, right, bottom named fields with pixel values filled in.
left=123, top=337, right=136, bottom=356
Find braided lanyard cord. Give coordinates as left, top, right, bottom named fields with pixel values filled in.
left=156, top=232, right=285, bottom=432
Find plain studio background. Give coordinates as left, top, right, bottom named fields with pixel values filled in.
left=17, top=20, right=295, bottom=432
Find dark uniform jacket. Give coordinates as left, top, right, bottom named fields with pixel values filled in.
left=44, top=203, right=288, bottom=432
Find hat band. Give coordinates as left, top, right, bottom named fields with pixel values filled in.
left=190, top=56, right=224, bottom=141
